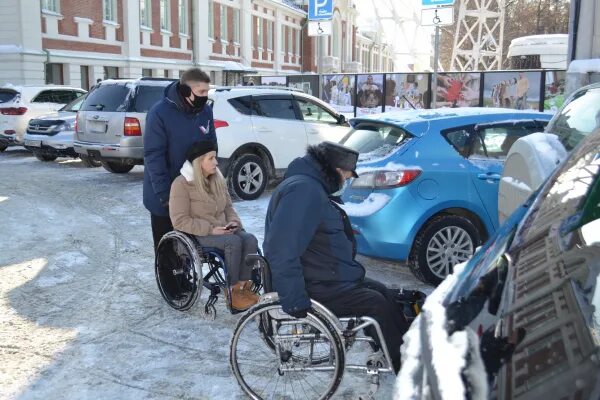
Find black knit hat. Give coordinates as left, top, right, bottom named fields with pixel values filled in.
left=186, top=140, right=218, bottom=163
left=318, top=141, right=359, bottom=178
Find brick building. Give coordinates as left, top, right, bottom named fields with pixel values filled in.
left=0, top=0, right=395, bottom=88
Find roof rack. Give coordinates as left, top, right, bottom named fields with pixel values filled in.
left=214, top=85, right=302, bottom=92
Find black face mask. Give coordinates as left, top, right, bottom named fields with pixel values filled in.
left=189, top=95, right=208, bottom=112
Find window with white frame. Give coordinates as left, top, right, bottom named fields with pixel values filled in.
left=140, top=0, right=151, bottom=28
left=160, top=0, right=170, bottom=31
left=208, top=1, right=214, bottom=39
left=41, top=0, right=59, bottom=13
left=178, top=0, right=188, bottom=34
left=256, top=17, right=263, bottom=49
left=287, top=26, right=292, bottom=54
left=267, top=21, right=273, bottom=51
left=103, top=0, right=117, bottom=22
left=220, top=4, right=227, bottom=41
left=296, top=29, right=300, bottom=57
left=233, top=8, right=240, bottom=43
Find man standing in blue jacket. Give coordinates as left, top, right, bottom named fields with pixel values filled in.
left=263, top=141, right=408, bottom=373
left=143, top=68, right=217, bottom=252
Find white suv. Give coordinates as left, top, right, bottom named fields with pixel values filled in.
left=0, top=85, right=86, bottom=151
left=210, top=86, right=349, bottom=200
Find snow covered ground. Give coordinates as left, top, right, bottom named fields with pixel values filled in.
left=0, top=148, right=431, bottom=400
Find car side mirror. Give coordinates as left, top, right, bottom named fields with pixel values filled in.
left=337, top=114, right=346, bottom=125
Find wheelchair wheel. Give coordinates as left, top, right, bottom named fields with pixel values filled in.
left=155, top=231, right=203, bottom=311
left=230, top=300, right=345, bottom=400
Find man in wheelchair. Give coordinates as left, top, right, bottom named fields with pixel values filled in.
left=264, top=141, right=410, bottom=373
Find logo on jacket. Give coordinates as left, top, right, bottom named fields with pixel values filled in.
left=199, top=121, right=210, bottom=134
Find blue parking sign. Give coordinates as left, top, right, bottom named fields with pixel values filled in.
left=422, top=0, right=455, bottom=6
left=308, top=0, right=333, bottom=20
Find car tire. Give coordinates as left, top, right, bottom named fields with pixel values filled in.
left=33, top=151, right=58, bottom=162
left=0, top=143, right=7, bottom=152
left=101, top=161, right=134, bottom=174
left=79, top=155, right=102, bottom=168
left=228, top=153, right=268, bottom=201
left=409, top=214, right=481, bottom=286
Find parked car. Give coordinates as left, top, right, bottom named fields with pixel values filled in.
left=499, top=82, right=600, bottom=223
left=74, top=77, right=176, bottom=174
left=339, top=108, right=552, bottom=285
left=209, top=86, right=349, bottom=200
left=0, top=85, right=86, bottom=151
left=396, top=128, right=600, bottom=400
left=22, top=94, right=99, bottom=166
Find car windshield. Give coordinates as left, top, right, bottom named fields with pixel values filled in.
left=59, top=95, right=86, bottom=112
left=546, top=87, right=600, bottom=151
left=340, top=122, right=413, bottom=160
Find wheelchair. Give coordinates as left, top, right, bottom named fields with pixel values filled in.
left=229, top=255, right=426, bottom=400
left=154, top=230, right=262, bottom=318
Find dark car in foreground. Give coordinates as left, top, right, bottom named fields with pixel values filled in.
left=396, top=128, right=600, bottom=400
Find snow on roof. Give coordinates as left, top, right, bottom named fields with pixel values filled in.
left=567, top=59, right=600, bottom=74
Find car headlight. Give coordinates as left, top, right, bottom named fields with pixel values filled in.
left=54, top=122, right=74, bottom=132
left=351, top=169, right=422, bottom=188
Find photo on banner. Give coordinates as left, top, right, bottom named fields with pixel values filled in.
left=434, top=72, right=480, bottom=108
left=356, top=74, right=384, bottom=116
left=260, top=76, right=287, bottom=86
left=544, top=70, right=566, bottom=112
left=242, top=76, right=258, bottom=86
left=483, top=71, right=542, bottom=110
left=288, top=75, right=320, bottom=97
left=384, top=73, right=429, bottom=111
left=321, top=74, right=356, bottom=118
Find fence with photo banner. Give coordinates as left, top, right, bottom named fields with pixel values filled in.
left=241, top=69, right=565, bottom=116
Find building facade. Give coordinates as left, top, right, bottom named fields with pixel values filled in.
left=0, top=0, right=394, bottom=88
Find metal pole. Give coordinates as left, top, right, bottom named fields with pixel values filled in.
left=318, top=35, right=324, bottom=74
left=432, top=25, right=440, bottom=108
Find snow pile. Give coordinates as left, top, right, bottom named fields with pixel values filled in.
left=395, top=261, right=487, bottom=400
left=521, top=132, right=568, bottom=176
left=340, top=193, right=391, bottom=217
left=501, top=176, right=531, bottom=192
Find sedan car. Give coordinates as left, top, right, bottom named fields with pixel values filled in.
left=340, top=108, right=552, bottom=285
left=396, top=127, right=600, bottom=400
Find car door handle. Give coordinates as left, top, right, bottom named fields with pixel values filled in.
left=308, top=129, right=319, bottom=134
left=256, top=128, right=271, bottom=133
left=477, top=173, right=502, bottom=181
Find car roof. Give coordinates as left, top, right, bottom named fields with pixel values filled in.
left=98, top=78, right=176, bottom=87
left=349, top=108, right=551, bottom=137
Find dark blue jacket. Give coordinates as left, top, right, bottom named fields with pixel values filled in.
left=143, top=81, right=217, bottom=217
left=263, top=151, right=366, bottom=315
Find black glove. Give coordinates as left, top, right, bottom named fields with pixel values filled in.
left=287, top=308, right=309, bottom=319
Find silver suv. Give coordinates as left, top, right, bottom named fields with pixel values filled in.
left=74, top=77, right=175, bottom=173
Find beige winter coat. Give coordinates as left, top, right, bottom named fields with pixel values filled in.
left=169, top=161, right=242, bottom=236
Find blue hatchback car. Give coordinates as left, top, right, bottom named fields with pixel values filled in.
left=340, top=108, right=551, bottom=285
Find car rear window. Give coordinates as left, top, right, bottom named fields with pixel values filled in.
left=340, top=122, right=413, bottom=160
left=546, top=87, right=600, bottom=151
left=228, top=96, right=255, bottom=115
left=81, top=84, right=130, bottom=112
left=0, top=89, right=18, bottom=103
left=133, top=85, right=165, bottom=112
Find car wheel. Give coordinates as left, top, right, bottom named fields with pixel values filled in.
left=228, top=154, right=268, bottom=201
left=409, top=215, right=481, bottom=286
left=0, top=143, right=7, bottom=152
left=33, top=151, right=58, bottom=162
left=79, top=155, right=102, bottom=168
left=101, top=161, right=134, bottom=174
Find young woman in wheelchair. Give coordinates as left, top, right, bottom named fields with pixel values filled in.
left=168, top=141, right=259, bottom=311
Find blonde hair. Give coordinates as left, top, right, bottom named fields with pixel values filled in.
left=192, top=155, right=227, bottom=204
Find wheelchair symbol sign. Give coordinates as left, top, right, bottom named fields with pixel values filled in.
left=420, top=6, right=454, bottom=26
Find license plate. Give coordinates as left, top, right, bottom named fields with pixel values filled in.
left=88, top=121, right=107, bottom=134
left=25, top=140, right=41, bottom=147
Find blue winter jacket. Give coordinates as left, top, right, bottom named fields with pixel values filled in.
left=143, top=81, right=217, bottom=217
left=263, top=152, right=366, bottom=315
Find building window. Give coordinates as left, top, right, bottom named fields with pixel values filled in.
left=140, top=0, right=151, bottom=28
left=280, top=25, right=285, bottom=52
left=296, top=29, right=300, bottom=57
left=287, top=26, right=292, bottom=53
left=233, top=8, right=240, bottom=43
left=178, top=0, right=188, bottom=35
left=208, top=1, right=214, bottom=39
left=142, top=68, right=153, bottom=77
left=41, top=0, right=60, bottom=13
left=160, top=0, right=170, bottom=31
left=267, top=21, right=273, bottom=51
left=104, top=66, right=119, bottom=79
left=332, top=21, right=340, bottom=58
left=103, top=0, right=117, bottom=22
left=256, top=17, right=263, bottom=49
left=45, top=63, right=63, bottom=85
left=220, top=4, right=227, bottom=42
left=80, top=66, right=90, bottom=90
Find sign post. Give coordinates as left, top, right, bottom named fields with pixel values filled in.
left=308, top=0, right=334, bottom=75
left=422, top=0, right=455, bottom=108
